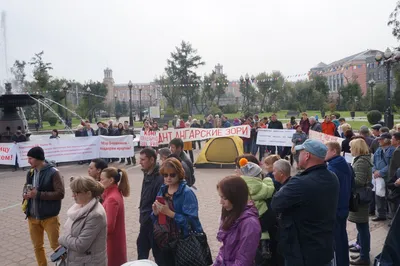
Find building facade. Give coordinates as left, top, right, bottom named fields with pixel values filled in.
left=310, top=49, right=396, bottom=96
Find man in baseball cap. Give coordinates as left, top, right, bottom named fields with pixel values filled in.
left=272, top=139, right=339, bottom=265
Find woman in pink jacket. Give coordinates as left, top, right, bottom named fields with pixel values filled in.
left=100, top=167, right=130, bottom=266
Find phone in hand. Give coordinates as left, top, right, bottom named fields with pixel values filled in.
left=156, top=196, right=166, bottom=225
left=50, top=246, right=67, bottom=262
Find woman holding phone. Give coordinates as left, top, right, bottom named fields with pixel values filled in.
left=152, top=158, right=207, bottom=265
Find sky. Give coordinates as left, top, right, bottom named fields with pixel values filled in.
left=0, top=0, right=399, bottom=85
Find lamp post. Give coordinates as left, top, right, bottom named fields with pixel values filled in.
left=87, top=86, right=92, bottom=123
left=368, top=79, right=376, bottom=109
left=139, top=86, right=143, bottom=121
left=62, top=82, right=68, bottom=121
left=128, top=80, right=133, bottom=126
left=114, top=94, right=117, bottom=119
left=375, top=48, right=395, bottom=129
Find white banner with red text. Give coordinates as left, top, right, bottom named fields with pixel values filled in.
left=0, top=143, right=18, bottom=165
left=9, top=136, right=135, bottom=167
left=138, top=125, right=251, bottom=146
left=256, top=129, right=296, bottom=147
left=309, top=130, right=344, bottom=145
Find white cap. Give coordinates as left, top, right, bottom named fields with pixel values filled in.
left=122, top=260, right=158, bottom=266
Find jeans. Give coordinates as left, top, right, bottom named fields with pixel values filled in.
left=334, top=215, right=349, bottom=266
left=28, top=216, right=60, bottom=266
left=244, top=141, right=252, bottom=153
left=369, top=191, right=376, bottom=214
left=137, top=221, right=163, bottom=264
left=252, top=144, right=266, bottom=161
left=356, top=222, right=370, bottom=261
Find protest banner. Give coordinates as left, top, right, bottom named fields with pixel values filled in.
left=157, top=125, right=251, bottom=145
left=0, top=143, right=18, bottom=165
left=256, top=129, right=295, bottom=147
left=309, top=130, right=344, bottom=145
left=140, top=130, right=159, bottom=147
left=17, top=137, right=99, bottom=167
left=99, top=135, right=134, bottom=158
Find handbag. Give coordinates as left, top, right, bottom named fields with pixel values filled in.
left=357, top=185, right=374, bottom=204
left=153, top=197, right=179, bottom=250
left=175, top=218, right=212, bottom=266
left=349, top=166, right=359, bottom=212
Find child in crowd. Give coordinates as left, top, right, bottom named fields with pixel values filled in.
left=263, top=155, right=282, bottom=191
left=238, top=158, right=277, bottom=266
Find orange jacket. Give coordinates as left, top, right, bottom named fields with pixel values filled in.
left=321, top=121, right=336, bottom=136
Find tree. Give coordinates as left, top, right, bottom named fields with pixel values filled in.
left=388, top=1, right=400, bottom=42
left=394, top=84, right=400, bottom=108
left=76, top=81, right=108, bottom=122
left=340, top=82, right=362, bottom=111
left=164, top=41, right=205, bottom=115
left=121, top=101, right=129, bottom=116
left=200, top=71, right=229, bottom=108
left=256, top=72, right=272, bottom=111
left=372, top=84, right=388, bottom=112
left=10, top=60, right=26, bottom=89
left=239, top=75, right=258, bottom=114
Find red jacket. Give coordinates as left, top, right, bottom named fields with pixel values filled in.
left=103, top=184, right=127, bottom=266
left=321, top=121, right=336, bottom=136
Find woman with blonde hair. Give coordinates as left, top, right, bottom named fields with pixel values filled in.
left=58, top=176, right=107, bottom=265
left=348, top=138, right=373, bottom=265
left=100, top=167, right=130, bottom=266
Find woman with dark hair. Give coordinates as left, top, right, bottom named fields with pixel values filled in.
left=214, top=176, right=261, bottom=265
left=152, top=158, right=207, bottom=265
left=341, top=128, right=354, bottom=154
left=50, top=129, right=59, bottom=139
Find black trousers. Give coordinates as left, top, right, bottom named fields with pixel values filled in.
left=137, top=221, right=163, bottom=264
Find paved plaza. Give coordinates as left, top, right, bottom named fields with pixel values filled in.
left=0, top=150, right=390, bottom=265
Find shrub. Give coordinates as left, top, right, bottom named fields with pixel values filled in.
left=331, top=112, right=341, bottom=119
left=210, top=105, right=222, bottom=116
left=367, top=110, right=382, bottom=125
left=47, top=117, right=58, bottom=126
left=222, top=104, right=237, bottom=114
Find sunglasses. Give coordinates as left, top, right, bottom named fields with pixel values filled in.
left=163, top=173, right=177, bottom=178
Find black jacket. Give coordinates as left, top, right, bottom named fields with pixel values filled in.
left=271, top=164, right=339, bottom=266
left=139, top=164, right=164, bottom=224
left=24, top=162, right=65, bottom=220
left=96, top=127, right=109, bottom=136
left=268, top=120, right=283, bottom=129
left=180, top=151, right=195, bottom=186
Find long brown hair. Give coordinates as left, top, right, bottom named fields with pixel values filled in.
left=102, top=167, right=130, bottom=197
left=217, top=176, right=249, bottom=230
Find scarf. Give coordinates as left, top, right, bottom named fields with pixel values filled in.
left=63, top=198, right=97, bottom=236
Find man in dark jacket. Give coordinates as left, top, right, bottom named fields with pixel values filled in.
left=191, top=119, right=202, bottom=149
left=268, top=113, right=284, bottom=155
left=169, top=138, right=195, bottom=187
left=23, top=147, right=65, bottom=266
left=309, top=116, right=322, bottom=132
left=95, top=121, right=109, bottom=136
left=137, top=148, right=164, bottom=263
left=272, top=139, right=339, bottom=266
left=325, top=141, right=352, bottom=266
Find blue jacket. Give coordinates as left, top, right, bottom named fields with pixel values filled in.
left=373, top=146, right=395, bottom=181
left=222, top=120, right=231, bottom=128
left=327, top=156, right=352, bottom=218
left=156, top=181, right=203, bottom=237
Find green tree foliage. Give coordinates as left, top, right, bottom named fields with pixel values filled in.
left=29, top=51, right=53, bottom=91
left=367, top=110, right=382, bottom=125
left=10, top=60, right=26, bottom=88
left=340, top=82, right=362, bottom=111
left=76, top=81, right=108, bottom=122
left=373, top=84, right=388, bottom=112
left=388, top=1, right=400, bottom=41
left=162, top=41, right=205, bottom=114
left=200, top=71, right=229, bottom=108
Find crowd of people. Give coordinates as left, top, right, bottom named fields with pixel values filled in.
left=19, top=111, right=400, bottom=266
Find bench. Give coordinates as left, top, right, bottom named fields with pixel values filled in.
left=285, top=110, right=300, bottom=118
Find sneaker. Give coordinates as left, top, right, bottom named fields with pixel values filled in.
left=349, top=245, right=361, bottom=253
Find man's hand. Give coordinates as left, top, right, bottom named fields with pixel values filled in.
left=26, top=188, right=37, bottom=199
left=373, top=171, right=381, bottom=178
left=395, top=179, right=400, bottom=187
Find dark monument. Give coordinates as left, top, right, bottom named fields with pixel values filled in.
left=0, top=83, right=43, bottom=142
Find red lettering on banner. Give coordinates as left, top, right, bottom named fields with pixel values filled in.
left=144, top=131, right=156, bottom=136
left=0, top=147, right=10, bottom=153
left=0, top=155, right=12, bottom=160
left=189, top=130, right=195, bottom=139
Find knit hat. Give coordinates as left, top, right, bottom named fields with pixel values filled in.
left=27, top=146, right=45, bottom=161
left=239, top=158, right=262, bottom=177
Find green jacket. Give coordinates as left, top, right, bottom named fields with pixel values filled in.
left=241, top=176, right=275, bottom=239
left=348, top=155, right=373, bottom=224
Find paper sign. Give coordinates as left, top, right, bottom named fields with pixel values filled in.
left=256, top=129, right=296, bottom=147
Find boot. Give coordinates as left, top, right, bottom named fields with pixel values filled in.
left=132, top=156, right=136, bottom=165
left=126, top=157, right=131, bottom=165
left=120, top=158, right=125, bottom=163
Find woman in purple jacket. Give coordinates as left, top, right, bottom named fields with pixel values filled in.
left=215, top=176, right=261, bottom=266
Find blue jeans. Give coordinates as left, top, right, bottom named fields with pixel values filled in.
left=356, top=222, right=370, bottom=261
left=334, top=215, right=349, bottom=266
left=244, top=141, right=252, bottom=154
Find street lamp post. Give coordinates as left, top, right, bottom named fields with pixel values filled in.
left=368, top=79, right=376, bottom=109
left=375, top=48, right=395, bottom=129
left=139, top=86, right=143, bottom=121
left=62, top=82, right=68, bottom=122
left=87, top=86, right=92, bottom=123
left=114, top=94, right=117, bottom=119
left=128, top=80, right=133, bottom=126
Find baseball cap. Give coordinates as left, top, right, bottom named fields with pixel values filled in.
left=295, top=139, right=328, bottom=159
left=377, top=132, right=392, bottom=140
left=371, top=124, right=382, bottom=130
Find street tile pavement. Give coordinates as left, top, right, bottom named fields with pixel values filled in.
left=0, top=152, right=390, bottom=265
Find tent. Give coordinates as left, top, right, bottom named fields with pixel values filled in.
left=194, top=136, right=243, bottom=168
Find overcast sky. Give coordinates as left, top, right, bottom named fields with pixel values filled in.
left=0, top=0, right=398, bottom=84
